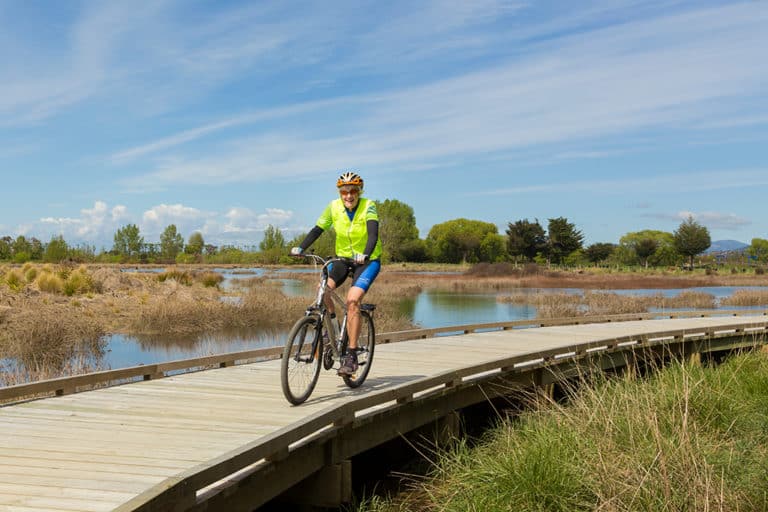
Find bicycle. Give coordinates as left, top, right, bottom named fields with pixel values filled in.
left=280, top=254, right=376, bottom=405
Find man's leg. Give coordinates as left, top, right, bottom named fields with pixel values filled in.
left=345, top=286, right=366, bottom=350
left=323, top=278, right=338, bottom=316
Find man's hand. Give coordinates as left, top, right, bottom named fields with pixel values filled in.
left=353, top=253, right=368, bottom=264
left=290, top=247, right=303, bottom=257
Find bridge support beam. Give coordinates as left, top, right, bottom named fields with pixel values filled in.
left=279, top=460, right=352, bottom=509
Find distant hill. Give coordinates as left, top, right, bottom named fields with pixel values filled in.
left=706, top=240, right=749, bottom=254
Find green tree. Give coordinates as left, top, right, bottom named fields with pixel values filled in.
left=506, top=219, right=546, bottom=262
left=160, top=224, right=184, bottom=261
left=260, top=225, right=285, bottom=251
left=113, top=224, right=144, bottom=260
left=29, top=237, right=43, bottom=260
left=44, top=235, right=69, bottom=262
left=546, top=217, right=584, bottom=265
left=618, top=230, right=677, bottom=267
left=748, top=238, right=768, bottom=264
left=377, top=198, right=419, bottom=262
left=585, top=242, right=616, bottom=264
left=480, top=233, right=507, bottom=262
left=0, top=236, right=12, bottom=260
left=673, top=216, right=711, bottom=270
left=12, top=235, right=31, bottom=257
left=260, top=225, right=286, bottom=264
left=635, top=238, right=659, bottom=269
left=427, top=218, right=499, bottom=263
left=186, top=232, right=205, bottom=255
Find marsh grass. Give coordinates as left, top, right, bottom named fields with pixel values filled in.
left=158, top=269, right=225, bottom=288
left=720, top=289, right=768, bottom=307
left=35, top=271, right=64, bottom=293
left=3, top=268, right=24, bottom=291
left=499, top=290, right=719, bottom=318
left=0, top=305, right=107, bottom=384
left=358, top=350, right=768, bottom=512
left=130, top=286, right=308, bottom=336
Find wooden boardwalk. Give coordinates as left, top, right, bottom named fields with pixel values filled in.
left=1, top=313, right=767, bottom=511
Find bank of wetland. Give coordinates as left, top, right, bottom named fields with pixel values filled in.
left=2, top=262, right=768, bottom=386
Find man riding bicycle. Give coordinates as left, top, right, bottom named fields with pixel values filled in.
left=290, top=171, right=382, bottom=376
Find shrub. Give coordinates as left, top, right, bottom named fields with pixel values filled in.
left=63, top=268, right=95, bottom=296
left=4, top=269, right=24, bottom=291
left=198, top=272, right=224, bottom=287
left=157, top=270, right=193, bottom=286
left=35, top=272, right=64, bottom=294
left=24, top=266, right=38, bottom=283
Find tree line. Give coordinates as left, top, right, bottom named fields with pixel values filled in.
left=0, top=198, right=764, bottom=268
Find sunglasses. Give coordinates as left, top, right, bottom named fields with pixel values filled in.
left=339, top=187, right=360, bottom=196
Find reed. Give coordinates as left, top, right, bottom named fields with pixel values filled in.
left=498, top=290, right=719, bottom=318
left=720, top=289, right=768, bottom=307
left=0, top=305, right=107, bottom=383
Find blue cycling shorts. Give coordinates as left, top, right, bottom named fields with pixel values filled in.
left=328, top=259, right=381, bottom=292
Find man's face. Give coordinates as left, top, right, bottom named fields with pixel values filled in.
left=339, top=186, right=361, bottom=209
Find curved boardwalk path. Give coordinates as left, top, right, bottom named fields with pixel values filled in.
left=1, top=312, right=767, bottom=511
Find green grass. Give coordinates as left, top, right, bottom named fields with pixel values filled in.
left=356, top=349, right=768, bottom=512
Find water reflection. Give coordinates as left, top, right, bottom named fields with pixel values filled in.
left=106, top=328, right=284, bottom=369
left=100, top=281, right=768, bottom=371
left=413, top=290, right=537, bottom=328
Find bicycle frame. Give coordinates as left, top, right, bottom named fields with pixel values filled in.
left=303, top=255, right=352, bottom=364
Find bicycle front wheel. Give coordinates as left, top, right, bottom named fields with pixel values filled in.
left=343, top=310, right=375, bottom=389
left=281, top=315, right=322, bottom=405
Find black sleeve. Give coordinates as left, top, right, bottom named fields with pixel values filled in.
left=299, top=225, right=325, bottom=251
left=363, top=219, right=379, bottom=257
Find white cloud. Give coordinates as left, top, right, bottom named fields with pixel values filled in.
left=33, top=200, right=130, bottom=245
left=17, top=200, right=299, bottom=247
left=222, top=207, right=294, bottom=233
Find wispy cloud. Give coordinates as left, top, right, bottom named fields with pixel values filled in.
left=471, top=169, right=768, bottom=196
left=644, top=210, right=751, bottom=230
left=112, top=2, right=768, bottom=189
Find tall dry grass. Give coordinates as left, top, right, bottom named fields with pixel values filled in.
left=0, top=304, right=107, bottom=385
left=720, top=289, right=768, bottom=307
left=130, top=273, right=421, bottom=337
left=498, top=290, right=718, bottom=318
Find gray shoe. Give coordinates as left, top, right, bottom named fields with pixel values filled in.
left=337, top=351, right=358, bottom=376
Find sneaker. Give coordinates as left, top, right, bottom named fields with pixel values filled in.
left=337, top=351, right=358, bottom=376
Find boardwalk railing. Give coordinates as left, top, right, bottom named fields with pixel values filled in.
left=1, top=309, right=766, bottom=405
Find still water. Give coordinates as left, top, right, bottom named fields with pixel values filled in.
left=102, top=278, right=768, bottom=370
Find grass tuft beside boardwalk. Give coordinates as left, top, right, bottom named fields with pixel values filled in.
left=357, top=349, right=768, bottom=512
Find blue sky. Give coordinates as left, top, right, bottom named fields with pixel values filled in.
left=1, top=0, right=767, bottom=250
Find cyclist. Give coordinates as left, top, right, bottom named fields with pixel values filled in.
left=290, top=171, right=382, bottom=376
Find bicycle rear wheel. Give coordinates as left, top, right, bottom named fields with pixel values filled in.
left=281, top=315, right=322, bottom=405
left=343, top=310, right=375, bottom=388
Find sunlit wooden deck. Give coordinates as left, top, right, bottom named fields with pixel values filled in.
left=1, top=312, right=767, bottom=511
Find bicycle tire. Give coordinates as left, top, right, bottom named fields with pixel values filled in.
left=281, top=315, right=323, bottom=405
left=343, top=310, right=375, bottom=388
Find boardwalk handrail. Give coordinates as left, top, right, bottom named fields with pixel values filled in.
left=1, top=309, right=766, bottom=404
left=116, top=314, right=768, bottom=512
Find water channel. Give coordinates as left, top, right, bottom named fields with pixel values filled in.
left=102, top=268, right=768, bottom=370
